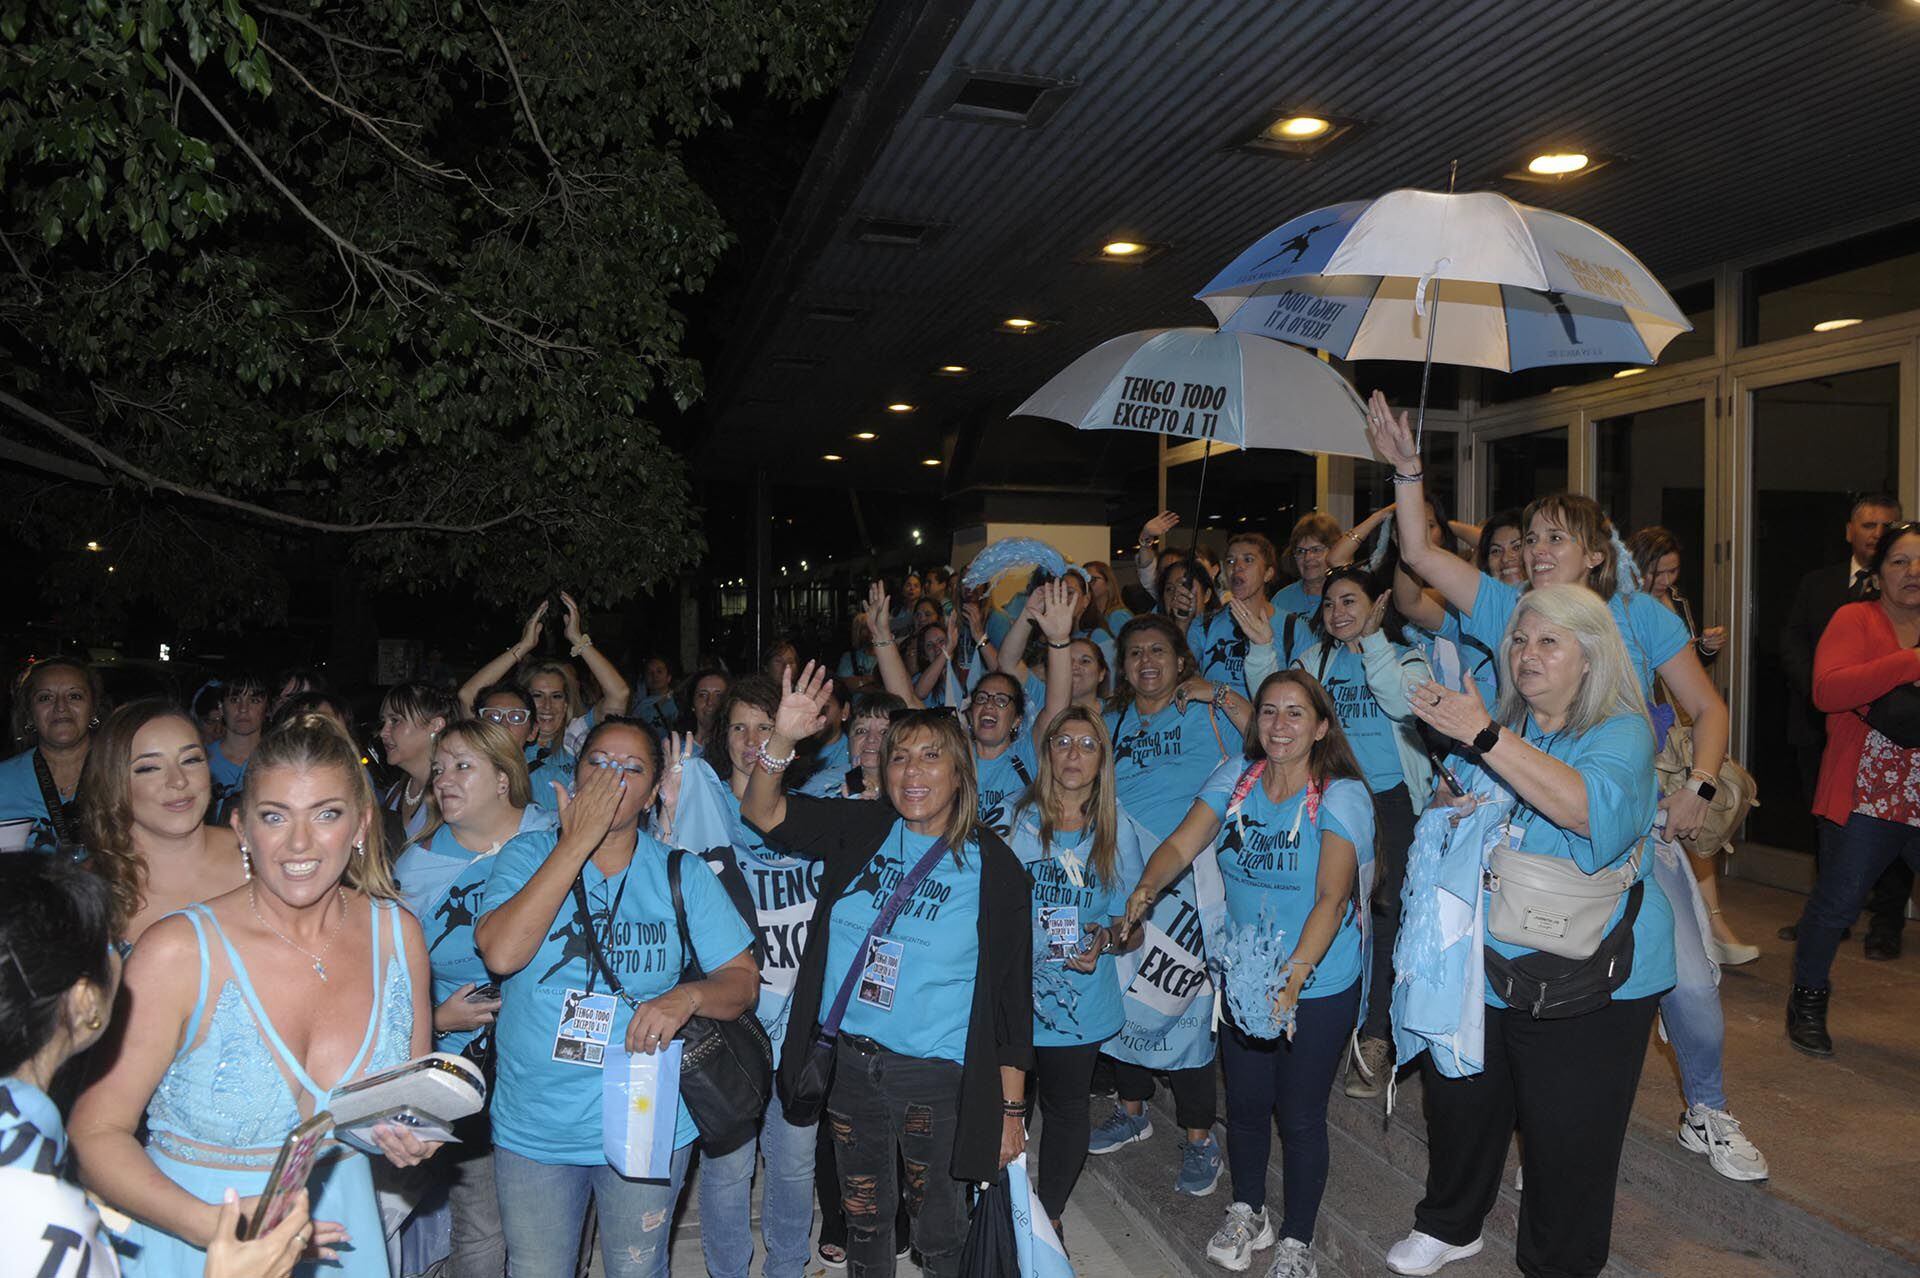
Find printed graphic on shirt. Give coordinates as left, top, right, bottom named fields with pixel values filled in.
left=846, top=848, right=956, bottom=922
left=538, top=877, right=673, bottom=984
left=430, top=877, right=488, bottom=954
left=740, top=856, right=823, bottom=997
left=1218, top=810, right=1302, bottom=878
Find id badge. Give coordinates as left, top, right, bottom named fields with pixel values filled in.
left=552, top=988, right=617, bottom=1067
left=1040, top=905, right=1081, bottom=960
left=855, top=938, right=904, bottom=1011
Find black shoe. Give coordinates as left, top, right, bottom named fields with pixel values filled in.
left=1786, top=985, right=1833, bottom=1057
left=1864, top=932, right=1902, bottom=961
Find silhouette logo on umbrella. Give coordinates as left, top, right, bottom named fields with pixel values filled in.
left=1252, top=222, right=1338, bottom=272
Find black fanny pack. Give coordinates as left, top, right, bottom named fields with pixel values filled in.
left=1482, top=880, right=1644, bottom=1020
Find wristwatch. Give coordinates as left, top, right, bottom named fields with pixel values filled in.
left=1471, top=720, right=1501, bottom=754
left=1686, top=774, right=1719, bottom=802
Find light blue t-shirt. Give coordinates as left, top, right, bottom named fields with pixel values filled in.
left=1272, top=580, right=1321, bottom=622
left=207, top=738, right=250, bottom=812
left=526, top=748, right=576, bottom=812
left=1009, top=814, right=1141, bottom=1047
left=974, top=737, right=1037, bottom=837
left=393, top=806, right=555, bottom=1054
left=837, top=650, right=878, bottom=681
left=797, top=736, right=852, bottom=799
left=1408, top=611, right=1499, bottom=695
left=1197, top=764, right=1367, bottom=1000
left=1474, top=713, right=1674, bottom=1006
left=632, top=693, right=678, bottom=734
left=824, top=824, right=983, bottom=1064
left=0, top=1077, right=65, bottom=1175
left=483, top=828, right=754, bottom=1162
left=1306, top=645, right=1406, bottom=794
left=1188, top=609, right=1253, bottom=693
left=717, top=789, right=822, bottom=1059
left=1105, top=699, right=1244, bottom=841
left=0, top=750, right=68, bottom=851
left=1461, top=574, right=1688, bottom=699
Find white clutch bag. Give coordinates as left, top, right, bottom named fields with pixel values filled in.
left=326, top=1052, right=486, bottom=1156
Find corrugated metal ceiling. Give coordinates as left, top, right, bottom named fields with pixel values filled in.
left=708, top=0, right=1920, bottom=489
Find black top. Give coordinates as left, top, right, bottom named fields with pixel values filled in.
left=755, top=793, right=1033, bottom=1182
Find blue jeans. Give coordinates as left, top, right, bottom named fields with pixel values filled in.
left=493, top=1145, right=692, bottom=1278
left=1652, top=845, right=1726, bottom=1112
left=697, top=1090, right=818, bottom=1278
left=1795, top=811, right=1920, bottom=989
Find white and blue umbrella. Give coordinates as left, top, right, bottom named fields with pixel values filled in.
left=1012, top=326, right=1370, bottom=457
left=1196, top=189, right=1692, bottom=373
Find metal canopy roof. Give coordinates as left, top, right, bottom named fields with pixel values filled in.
left=706, top=0, right=1920, bottom=492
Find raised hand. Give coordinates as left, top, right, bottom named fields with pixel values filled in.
left=863, top=582, right=893, bottom=647
left=961, top=598, right=987, bottom=640
left=1034, top=579, right=1076, bottom=642
left=654, top=732, right=696, bottom=837
left=1365, top=389, right=1420, bottom=473
left=1407, top=676, right=1492, bottom=746
left=1360, top=590, right=1391, bottom=638
left=516, top=601, right=548, bottom=656
left=555, top=753, right=624, bottom=851
left=560, top=591, right=585, bottom=645
left=1141, top=510, right=1180, bottom=542
left=1228, top=596, right=1273, bottom=646
left=773, top=662, right=834, bottom=743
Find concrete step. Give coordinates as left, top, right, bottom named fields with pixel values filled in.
left=1344, top=1068, right=1915, bottom=1278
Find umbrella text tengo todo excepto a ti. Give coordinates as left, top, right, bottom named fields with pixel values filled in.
left=1011, top=326, right=1371, bottom=537
left=1196, top=186, right=1693, bottom=443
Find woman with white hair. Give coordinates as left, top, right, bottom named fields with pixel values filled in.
left=1384, top=585, right=1672, bottom=1278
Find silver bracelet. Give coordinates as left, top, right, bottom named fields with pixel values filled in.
left=1389, top=469, right=1425, bottom=486
left=756, top=744, right=797, bottom=774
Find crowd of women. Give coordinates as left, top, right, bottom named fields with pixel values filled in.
left=18, top=383, right=1920, bottom=1278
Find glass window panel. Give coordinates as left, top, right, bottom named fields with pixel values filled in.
left=1595, top=401, right=1708, bottom=607
left=1356, top=433, right=1459, bottom=523
left=1744, top=365, right=1899, bottom=852
left=1744, top=219, right=1920, bottom=346
left=1487, top=428, right=1568, bottom=514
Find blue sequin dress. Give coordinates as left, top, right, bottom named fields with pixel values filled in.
left=120, top=899, right=413, bottom=1278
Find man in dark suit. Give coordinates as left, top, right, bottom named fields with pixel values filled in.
left=1780, top=492, right=1914, bottom=957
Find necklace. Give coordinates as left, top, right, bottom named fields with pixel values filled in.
left=402, top=777, right=425, bottom=806
left=250, top=886, right=349, bottom=981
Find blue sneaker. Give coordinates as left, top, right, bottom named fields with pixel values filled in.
left=1087, top=1104, right=1153, bottom=1154
left=1175, top=1134, right=1223, bottom=1197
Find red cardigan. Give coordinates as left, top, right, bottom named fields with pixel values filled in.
left=1810, top=601, right=1920, bottom=825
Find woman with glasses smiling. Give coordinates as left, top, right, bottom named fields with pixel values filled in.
left=1274, top=515, right=1342, bottom=627
left=1008, top=707, right=1146, bottom=1246
left=473, top=684, right=574, bottom=813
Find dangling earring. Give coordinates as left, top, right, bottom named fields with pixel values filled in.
left=240, top=843, right=251, bottom=880
left=353, top=840, right=365, bottom=858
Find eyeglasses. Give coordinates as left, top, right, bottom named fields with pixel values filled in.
left=479, top=707, right=531, bottom=726
left=971, top=692, right=1015, bottom=710
left=585, top=753, right=649, bottom=776
left=1048, top=734, right=1100, bottom=753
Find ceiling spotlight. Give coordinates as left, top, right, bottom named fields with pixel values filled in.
left=1267, top=115, right=1330, bottom=140
left=1526, top=152, right=1590, bottom=176
left=937, top=364, right=969, bottom=375
left=921, top=457, right=940, bottom=466
left=854, top=431, right=877, bottom=441
left=1813, top=317, right=1862, bottom=332
left=84, top=540, right=102, bottom=552
left=823, top=453, right=844, bottom=461
left=1612, top=368, right=1647, bottom=379
left=887, top=402, right=916, bottom=413
left=1002, top=317, right=1037, bottom=330
left=1102, top=240, right=1145, bottom=256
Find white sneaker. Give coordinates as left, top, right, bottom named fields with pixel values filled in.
left=1678, top=1103, right=1770, bottom=1181
left=1384, top=1230, right=1484, bottom=1276
left=1205, top=1202, right=1276, bottom=1272
left=1263, top=1236, right=1318, bottom=1278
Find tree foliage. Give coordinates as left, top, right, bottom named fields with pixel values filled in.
left=0, top=0, right=864, bottom=625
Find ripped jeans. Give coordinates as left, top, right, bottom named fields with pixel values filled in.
left=826, top=1035, right=967, bottom=1278
left=492, top=1144, right=692, bottom=1278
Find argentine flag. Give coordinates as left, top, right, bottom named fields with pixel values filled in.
left=1006, top=1154, right=1074, bottom=1278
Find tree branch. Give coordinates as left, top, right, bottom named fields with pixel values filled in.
left=164, top=55, right=592, bottom=356
left=252, top=4, right=404, bottom=56
left=0, top=389, right=529, bottom=536
left=481, top=5, right=572, bottom=212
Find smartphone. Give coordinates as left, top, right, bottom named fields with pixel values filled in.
left=465, top=983, right=501, bottom=1003
left=246, top=1113, right=333, bottom=1240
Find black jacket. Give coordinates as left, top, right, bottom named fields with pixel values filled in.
left=754, top=794, right=1033, bottom=1182
left=1782, top=562, right=1875, bottom=744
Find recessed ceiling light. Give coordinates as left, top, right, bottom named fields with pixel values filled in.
left=85, top=540, right=102, bottom=552
left=1102, top=240, right=1145, bottom=256
left=822, top=453, right=844, bottom=461
left=1003, top=317, right=1037, bottom=329
left=1267, top=115, right=1330, bottom=140
left=937, top=364, right=969, bottom=375
left=1526, top=152, right=1590, bottom=175
left=921, top=457, right=941, bottom=466
left=887, top=402, right=916, bottom=413
left=1612, top=367, right=1647, bottom=379
left=1813, top=317, right=1862, bottom=332
left=854, top=431, right=877, bottom=441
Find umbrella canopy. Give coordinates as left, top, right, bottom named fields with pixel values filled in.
left=1196, top=189, right=1692, bottom=372
left=1012, top=326, right=1371, bottom=459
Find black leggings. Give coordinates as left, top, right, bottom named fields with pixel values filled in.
left=1365, top=785, right=1417, bottom=1040
left=1111, top=1058, right=1217, bottom=1131
left=1032, top=1042, right=1102, bottom=1221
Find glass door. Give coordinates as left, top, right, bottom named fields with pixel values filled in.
left=1595, top=398, right=1711, bottom=609
left=1477, top=422, right=1571, bottom=520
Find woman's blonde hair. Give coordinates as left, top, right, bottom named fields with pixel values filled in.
left=881, top=709, right=979, bottom=862
left=1016, top=706, right=1120, bottom=889
left=1494, top=584, right=1651, bottom=737
left=1521, top=493, right=1621, bottom=600
left=517, top=659, right=586, bottom=732
left=80, top=701, right=201, bottom=932
left=240, top=712, right=398, bottom=899
left=407, top=720, right=532, bottom=852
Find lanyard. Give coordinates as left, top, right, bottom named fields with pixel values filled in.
left=1501, top=720, right=1565, bottom=846
left=576, top=861, right=634, bottom=998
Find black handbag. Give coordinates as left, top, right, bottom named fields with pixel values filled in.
left=572, top=858, right=774, bottom=1157
left=665, top=851, right=775, bottom=1156
left=1865, top=683, right=1920, bottom=749
left=781, top=834, right=951, bottom=1126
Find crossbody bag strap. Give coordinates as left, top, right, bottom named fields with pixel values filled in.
left=571, top=875, right=627, bottom=1002
left=31, top=750, right=78, bottom=848
left=818, top=835, right=950, bottom=1039
left=667, top=850, right=705, bottom=981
